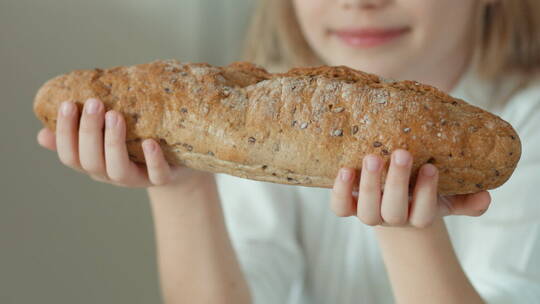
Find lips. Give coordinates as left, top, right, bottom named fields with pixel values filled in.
left=331, top=27, right=410, bottom=48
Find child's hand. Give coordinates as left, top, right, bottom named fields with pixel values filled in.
left=37, top=99, right=211, bottom=189
left=330, top=149, right=491, bottom=228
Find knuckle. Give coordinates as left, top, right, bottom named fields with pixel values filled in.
left=332, top=188, right=350, bottom=201
left=382, top=214, right=407, bottom=226
left=386, top=178, right=408, bottom=191
left=360, top=182, right=380, bottom=195
left=56, top=114, right=69, bottom=127
left=79, top=159, right=97, bottom=171
left=387, top=165, right=410, bottom=178
left=410, top=218, right=433, bottom=229
left=79, top=162, right=94, bottom=172
left=332, top=178, right=352, bottom=192
left=58, top=155, right=70, bottom=166
left=359, top=215, right=382, bottom=226
left=358, top=186, right=377, bottom=199
left=56, top=124, right=72, bottom=137
left=90, top=175, right=108, bottom=183
left=104, top=137, right=120, bottom=149
left=145, top=161, right=161, bottom=173
left=59, top=155, right=78, bottom=168
left=79, top=120, right=97, bottom=134
left=147, top=164, right=171, bottom=186
left=108, top=171, right=129, bottom=184
left=83, top=165, right=106, bottom=177
left=152, top=175, right=171, bottom=186
left=330, top=202, right=350, bottom=217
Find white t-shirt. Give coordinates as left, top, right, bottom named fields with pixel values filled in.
left=215, top=68, right=540, bottom=304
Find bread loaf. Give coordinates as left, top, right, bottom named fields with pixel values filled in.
left=33, top=59, right=521, bottom=195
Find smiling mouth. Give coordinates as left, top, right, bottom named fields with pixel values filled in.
left=329, top=27, right=411, bottom=48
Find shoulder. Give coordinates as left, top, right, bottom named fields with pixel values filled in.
left=499, top=73, right=540, bottom=134
left=503, top=73, right=540, bottom=112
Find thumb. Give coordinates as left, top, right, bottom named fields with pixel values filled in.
left=438, top=191, right=491, bottom=217
left=37, top=128, right=57, bottom=151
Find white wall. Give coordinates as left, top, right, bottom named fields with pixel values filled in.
left=0, top=0, right=255, bottom=303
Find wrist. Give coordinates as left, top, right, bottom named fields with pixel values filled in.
left=147, top=172, right=221, bottom=221
left=149, top=170, right=214, bottom=191
left=147, top=171, right=216, bottom=201
left=374, top=217, right=447, bottom=243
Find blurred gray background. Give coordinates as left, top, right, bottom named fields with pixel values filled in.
left=1, top=0, right=255, bottom=303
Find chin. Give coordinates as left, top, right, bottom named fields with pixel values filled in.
left=319, top=36, right=423, bottom=79
left=337, top=60, right=405, bottom=80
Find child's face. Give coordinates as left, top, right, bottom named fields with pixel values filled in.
left=293, top=0, right=480, bottom=82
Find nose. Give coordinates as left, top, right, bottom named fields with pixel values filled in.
left=340, top=0, right=391, bottom=10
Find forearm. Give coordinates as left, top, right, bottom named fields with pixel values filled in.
left=147, top=174, right=251, bottom=304
left=374, top=217, right=484, bottom=304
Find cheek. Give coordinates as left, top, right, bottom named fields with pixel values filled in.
left=411, top=1, right=477, bottom=54
left=293, top=0, right=329, bottom=46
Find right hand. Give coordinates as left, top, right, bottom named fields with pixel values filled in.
left=37, top=98, right=213, bottom=189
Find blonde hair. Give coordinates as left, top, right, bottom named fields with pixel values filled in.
left=243, top=0, right=540, bottom=80
left=242, top=0, right=319, bottom=71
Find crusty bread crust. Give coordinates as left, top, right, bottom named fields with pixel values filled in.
left=33, top=59, right=521, bottom=195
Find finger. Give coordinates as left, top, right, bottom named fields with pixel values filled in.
left=79, top=98, right=107, bottom=179
left=441, top=191, right=491, bottom=217
left=37, top=128, right=57, bottom=151
left=90, top=174, right=111, bottom=183
left=357, top=154, right=383, bottom=226
left=90, top=174, right=125, bottom=187
left=409, top=164, right=439, bottom=228
left=380, top=150, right=412, bottom=226
left=104, top=111, right=146, bottom=185
left=143, top=139, right=173, bottom=186
left=330, top=168, right=357, bottom=217
left=56, top=101, right=83, bottom=171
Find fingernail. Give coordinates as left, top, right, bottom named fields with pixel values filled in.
left=85, top=99, right=100, bottom=114
left=105, top=112, right=117, bottom=128
left=340, top=168, right=352, bottom=181
left=143, top=140, right=156, bottom=152
left=394, top=150, right=410, bottom=166
left=365, top=155, right=380, bottom=172
left=61, top=101, right=73, bottom=116
left=422, top=164, right=437, bottom=177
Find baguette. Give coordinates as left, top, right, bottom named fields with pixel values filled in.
left=33, top=59, right=521, bottom=195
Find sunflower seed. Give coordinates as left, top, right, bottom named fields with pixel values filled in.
left=332, top=129, right=343, bottom=137
left=223, top=86, right=232, bottom=96
left=332, top=107, right=345, bottom=113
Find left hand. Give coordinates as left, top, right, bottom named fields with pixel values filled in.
left=330, top=149, right=491, bottom=228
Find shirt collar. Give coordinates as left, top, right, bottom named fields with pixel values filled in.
left=450, top=64, right=495, bottom=112
left=450, top=64, right=526, bottom=114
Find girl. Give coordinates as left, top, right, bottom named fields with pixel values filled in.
left=37, top=0, right=540, bottom=303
